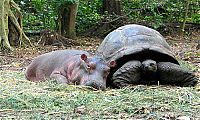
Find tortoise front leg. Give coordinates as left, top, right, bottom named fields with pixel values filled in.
left=112, top=60, right=142, bottom=88
left=157, top=62, right=198, bottom=86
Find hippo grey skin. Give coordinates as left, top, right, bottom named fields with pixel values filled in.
left=96, top=24, right=198, bottom=88
left=25, top=50, right=115, bottom=90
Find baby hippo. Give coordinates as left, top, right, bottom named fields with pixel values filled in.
left=25, top=50, right=115, bottom=90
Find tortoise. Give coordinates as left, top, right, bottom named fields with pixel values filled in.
left=96, top=24, right=198, bottom=88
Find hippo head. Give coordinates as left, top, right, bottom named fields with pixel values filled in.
left=79, top=54, right=115, bottom=90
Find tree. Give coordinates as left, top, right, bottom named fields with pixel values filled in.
left=179, top=0, right=190, bottom=36
left=103, top=0, right=122, bottom=15
left=57, top=2, right=78, bottom=39
left=0, top=0, right=31, bottom=51
left=101, top=0, right=124, bottom=34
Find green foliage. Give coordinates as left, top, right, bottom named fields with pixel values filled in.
left=178, top=60, right=199, bottom=72
left=49, top=0, right=79, bottom=12
left=76, top=0, right=102, bottom=33
left=191, top=13, right=200, bottom=23
left=15, top=0, right=200, bottom=34
left=122, top=0, right=200, bottom=29
left=15, top=0, right=79, bottom=32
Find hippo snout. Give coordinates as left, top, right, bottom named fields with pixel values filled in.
left=84, top=81, right=106, bottom=90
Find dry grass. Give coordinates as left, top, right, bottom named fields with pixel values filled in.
left=0, top=70, right=199, bottom=119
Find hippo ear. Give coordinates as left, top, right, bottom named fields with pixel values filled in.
left=109, top=60, right=116, bottom=67
left=81, top=54, right=87, bottom=61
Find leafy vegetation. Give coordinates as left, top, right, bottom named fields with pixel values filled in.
left=123, top=0, right=200, bottom=29
left=76, top=0, right=102, bottom=33
left=0, top=70, right=199, bottom=119
left=15, top=0, right=199, bottom=35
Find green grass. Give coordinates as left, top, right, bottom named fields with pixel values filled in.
left=178, top=59, right=199, bottom=72
left=0, top=70, right=200, bottom=119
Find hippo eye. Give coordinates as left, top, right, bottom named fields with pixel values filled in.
left=87, top=63, right=96, bottom=70
left=87, top=65, right=90, bottom=68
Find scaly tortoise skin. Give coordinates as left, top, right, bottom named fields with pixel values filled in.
left=96, top=24, right=198, bottom=88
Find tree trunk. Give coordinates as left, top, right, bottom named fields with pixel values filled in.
left=8, top=17, right=20, bottom=46
left=0, top=0, right=32, bottom=51
left=57, top=3, right=78, bottom=39
left=67, top=4, right=78, bottom=39
left=101, top=0, right=124, bottom=35
left=0, top=0, right=12, bottom=50
left=103, top=0, right=122, bottom=15
left=179, top=0, right=190, bottom=36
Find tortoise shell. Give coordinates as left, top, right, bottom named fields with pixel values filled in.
left=96, top=24, right=179, bottom=67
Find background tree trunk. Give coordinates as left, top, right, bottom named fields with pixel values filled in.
left=103, top=0, right=122, bottom=15
left=0, top=0, right=12, bottom=50
left=67, top=4, right=78, bottom=39
left=100, top=0, right=124, bottom=36
left=57, top=3, right=78, bottom=39
left=0, top=0, right=31, bottom=51
left=8, top=17, right=20, bottom=46
left=179, top=0, right=190, bottom=36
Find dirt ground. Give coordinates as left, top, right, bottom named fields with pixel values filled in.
left=0, top=31, right=200, bottom=77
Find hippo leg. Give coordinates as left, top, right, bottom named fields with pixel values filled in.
left=35, top=69, right=46, bottom=81
left=50, top=71, right=69, bottom=84
left=112, top=60, right=141, bottom=88
left=157, top=62, right=198, bottom=86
